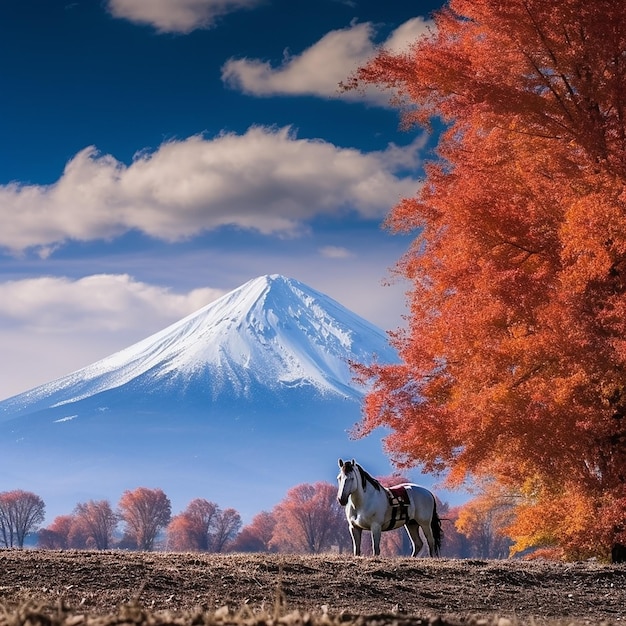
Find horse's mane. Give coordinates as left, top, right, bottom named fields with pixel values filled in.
left=356, top=463, right=383, bottom=492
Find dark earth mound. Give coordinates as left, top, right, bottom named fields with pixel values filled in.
left=0, top=551, right=625, bottom=626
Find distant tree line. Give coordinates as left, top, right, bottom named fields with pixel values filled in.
left=35, top=488, right=241, bottom=552
left=1, top=478, right=521, bottom=559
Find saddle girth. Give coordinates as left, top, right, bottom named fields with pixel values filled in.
left=383, top=485, right=410, bottom=531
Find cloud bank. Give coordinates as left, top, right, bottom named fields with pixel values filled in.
left=0, top=274, right=227, bottom=400
left=0, top=126, right=424, bottom=254
left=106, top=0, right=262, bottom=33
left=221, top=18, right=432, bottom=104
left=0, top=275, right=223, bottom=333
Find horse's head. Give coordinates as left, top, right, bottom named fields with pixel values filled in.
left=337, top=458, right=358, bottom=506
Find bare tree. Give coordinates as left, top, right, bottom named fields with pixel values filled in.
left=184, top=498, right=219, bottom=550
left=118, top=487, right=171, bottom=551
left=211, top=508, right=241, bottom=552
left=74, top=500, right=119, bottom=549
left=0, top=490, right=45, bottom=548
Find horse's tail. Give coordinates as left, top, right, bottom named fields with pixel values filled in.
left=431, top=500, right=443, bottom=556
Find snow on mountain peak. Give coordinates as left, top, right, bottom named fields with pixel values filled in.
left=1, top=275, right=398, bottom=413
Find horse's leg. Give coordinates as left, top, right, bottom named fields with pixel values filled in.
left=350, top=524, right=362, bottom=556
left=405, top=520, right=424, bottom=557
left=370, top=523, right=382, bottom=556
left=419, top=520, right=436, bottom=557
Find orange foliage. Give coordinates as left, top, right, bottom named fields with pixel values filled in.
left=38, top=512, right=97, bottom=550
left=521, top=547, right=565, bottom=562
left=351, top=0, right=626, bottom=557
left=504, top=479, right=625, bottom=560
left=166, top=499, right=242, bottom=552
left=230, top=511, right=277, bottom=552
left=38, top=514, right=74, bottom=549
left=167, top=498, right=218, bottom=551
left=454, top=483, right=515, bottom=558
left=166, top=514, right=197, bottom=551
left=118, top=487, right=171, bottom=551
left=270, top=482, right=348, bottom=554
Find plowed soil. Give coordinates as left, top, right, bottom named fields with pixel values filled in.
left=0, top=550, right=625, bottom=625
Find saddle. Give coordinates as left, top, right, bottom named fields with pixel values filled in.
left=384, top=485, right=410, bottom=531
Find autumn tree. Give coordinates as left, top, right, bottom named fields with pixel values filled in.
left=176, top=498, right=218, bottom=551
left=118, top=487, right=171, bottom=551
left=350, top=0, right=626, bottom=558
left=166, top=499, right=241, bottom=552
left=166, top=514, right=195, bottom=551
left=454, top=484, right=515, bottom=559
left=0, top=490, right=45, bottom=548
left=504, top=479, right=598, bottom=560
left=38, top=515, right=75, bottom=549
left=67, top=517, right=91, bottom=549
left=38, top=513, right=92, bottom=549
left=230, top=511, right=277, bottom=552
left=270, top=482, right=347, bottom=554
left=74, top=500, right=118, bottom=550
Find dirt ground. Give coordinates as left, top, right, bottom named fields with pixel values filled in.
left=0, top=550, right=625, bottom=626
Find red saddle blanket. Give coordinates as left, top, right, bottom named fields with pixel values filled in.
left=384, top=485, right=410, bottom=530
left=387, top=484, right=410, bottom=506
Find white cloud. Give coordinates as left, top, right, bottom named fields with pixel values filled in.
left=382, top=17, right=433, bottom=54
left=221, top=17, right=433, bottom=104
left=0, top=275, right=226, bottom=399
left=0, top=126, right=424, bottom=254
left=0, top=274, right=223, bottom=332
left=222, top=22, right=376, bottom=98
left=319, top=246, right=354, bottom=259
left=0, top=242, right=412, bottom=400
left=106, top=0, right=262, bottom=33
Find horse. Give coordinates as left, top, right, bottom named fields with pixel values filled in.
left=336, top=458, right=442, bottom=557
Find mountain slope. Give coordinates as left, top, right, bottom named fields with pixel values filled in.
left=0, top=275, right=403, bottom=524
left=0, top=275, right=397, bottom=419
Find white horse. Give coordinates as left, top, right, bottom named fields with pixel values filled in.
left=336, top=458, right=442, bottom=557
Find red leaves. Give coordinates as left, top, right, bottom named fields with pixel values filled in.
left=229, top=511, right=276, bottom=552
left=118, top=487, right=171, bottom=551
left=350, top=0, right=626, bottom=557
left=269, top=482, right=347, bottom=554
left=166, top=499, right=242, bottom=552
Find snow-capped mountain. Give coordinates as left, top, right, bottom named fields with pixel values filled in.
left=0, top=275, right=402, bottom=525
left=0, top=274, right=397, bottom=418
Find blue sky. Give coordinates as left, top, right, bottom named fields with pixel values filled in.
left=0, top=0, right=444, bottom=400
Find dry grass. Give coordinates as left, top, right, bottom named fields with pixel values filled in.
left=0, top=551, right=624, bottom=626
